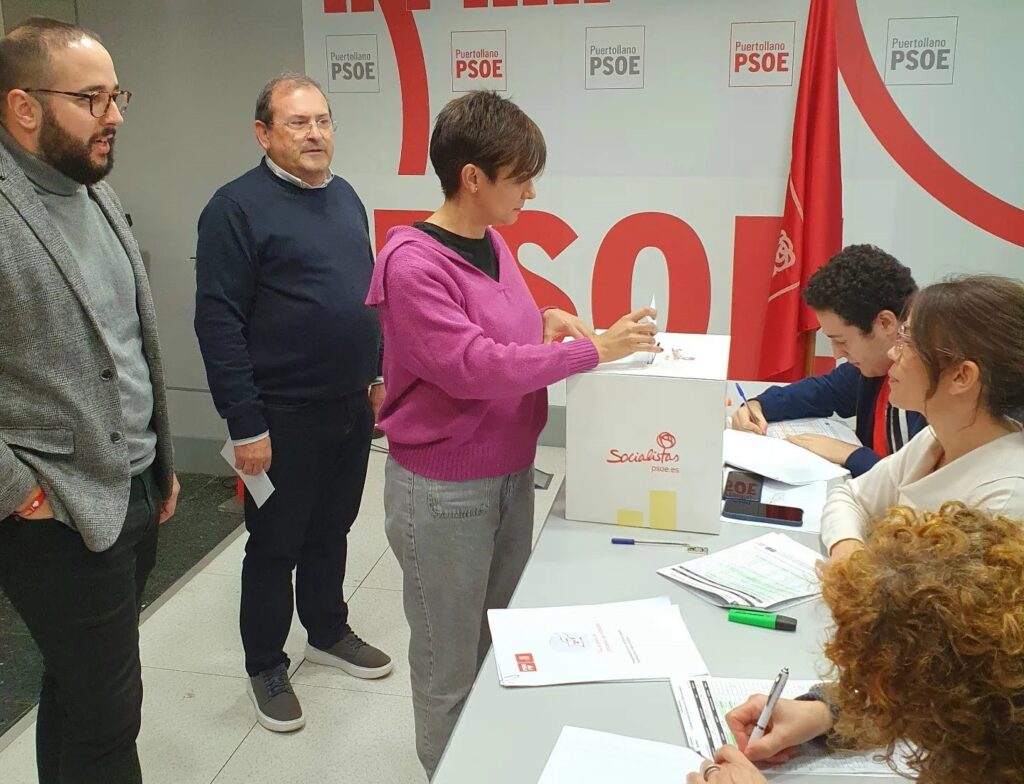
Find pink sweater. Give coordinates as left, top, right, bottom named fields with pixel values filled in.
left=366, top=225, right=599, bottom=480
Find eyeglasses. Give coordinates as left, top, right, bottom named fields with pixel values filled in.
left=272, top=117, right=336, bottom=136
left=22, top=88, right=131, bottom=118
left=894, top=321, right=958, bottom=359
left=893, top=322, right=913, bottom=354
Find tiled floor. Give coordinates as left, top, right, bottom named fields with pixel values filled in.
left=0, top=447, right=566, bottom=784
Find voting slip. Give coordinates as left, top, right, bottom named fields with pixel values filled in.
left=220, top=438, right=274, bottom=507
left=538, top=726, right=703, bottom=784
left=487, top=597, right=708, bottom=687
left=724, top=429, right=849, bottom=485
left=657, top=532, right=823, bottom=611
left=672, top=676, right=914, bottom=777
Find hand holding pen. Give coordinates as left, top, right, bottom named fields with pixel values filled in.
left=732, top=383, right=768, bottom=435
left=725, top=679, right=835, bottom=764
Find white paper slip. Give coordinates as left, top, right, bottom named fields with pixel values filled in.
left=766, top=417, right=861, bottom=446
left=672, top=677, right=913, bottom=777
left=487, top=597, right=708, bottom=687
left=220, top=438, right=274, bottom=508
left=538, top=726, right=703, bottom=784
left=658, top=532, right=823, bottom=610
left=724, top=429, right=849, bottom=485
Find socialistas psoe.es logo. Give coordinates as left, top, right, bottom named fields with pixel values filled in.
left=606, top=432, right=680, bottom=474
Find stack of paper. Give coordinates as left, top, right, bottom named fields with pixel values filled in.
left=538, top=727, right=703, bottom=783
left=657, top=532, right=823, bottom=610
left=672, top=676, right=913, bottom=777
left=766, top=417, right=861, bottom=446
left=724, top=429, right=849, bottom=484
left=487, top=597, right=709, bottom=687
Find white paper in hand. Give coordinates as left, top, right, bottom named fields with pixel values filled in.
left=220, top=438, right=274, bottom=508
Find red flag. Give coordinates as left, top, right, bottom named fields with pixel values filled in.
left=757, top=0, right=843, bottom=381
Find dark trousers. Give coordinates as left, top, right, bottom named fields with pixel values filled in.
left=0, top=468, right=161, bottom=784
left=241, top=392, right=374, bottom=676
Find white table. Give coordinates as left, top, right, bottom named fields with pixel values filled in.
left=431, top=486, right=902, bottom=784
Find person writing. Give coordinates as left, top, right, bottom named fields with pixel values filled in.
left=733, top=245, right=924, bottom=476
left=688, top=502, right=1024, bottom=784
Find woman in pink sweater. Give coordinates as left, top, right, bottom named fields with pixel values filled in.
left=366, top=91, right=657, bottom=777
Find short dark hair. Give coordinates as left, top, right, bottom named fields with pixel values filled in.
left=255, top=74, right=329, bottom=126
left=909, top=275, right=1024, bottom=422
left=0, top=17, right=103, bottom=111
left=803, top=244, right=917, bottom=333
left=429, top=91, right=546, bottom=199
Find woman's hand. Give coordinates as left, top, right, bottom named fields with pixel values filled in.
left=542, top=308, right=596, bottom=344
left=592, top=307, right=661, bottom=363
left=686, top=745, right=768, bottom=784
left=726, top=696, right=834, bottom=765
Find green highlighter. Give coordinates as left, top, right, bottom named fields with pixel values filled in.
left=728, top=608, right=798, bottom=632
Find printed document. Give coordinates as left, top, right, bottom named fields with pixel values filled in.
left=487, top=597, right=708, bottom=687
left=672, top=677, right=913, bottom=777
left=220, top=438, right=274, bottom=508
left=766, top=417, right=861, bottom=446
left=657, top=532, right=823, bottom=610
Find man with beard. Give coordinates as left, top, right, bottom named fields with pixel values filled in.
left=195, top=75, right=390, bottom=733
left=0, top=18, right=178, bottom=783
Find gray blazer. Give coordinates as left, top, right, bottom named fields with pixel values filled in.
left=0, top=142, right=173, bottom=552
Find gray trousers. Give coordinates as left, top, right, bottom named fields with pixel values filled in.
left=384, top=457, right=535, bottom=778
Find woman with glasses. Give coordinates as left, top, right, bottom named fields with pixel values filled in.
left=366, top=90, right=659, bottom=777
left=821, top=275, right=1024, bottom=561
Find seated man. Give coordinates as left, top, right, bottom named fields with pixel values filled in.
left=734, top=244, right=925, bottom=477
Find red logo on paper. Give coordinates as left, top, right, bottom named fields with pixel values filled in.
left=515, top=653, right=536, bottom=673
left=656, top=431, right=676, bottom=450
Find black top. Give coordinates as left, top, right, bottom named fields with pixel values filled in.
left=195, top=160, right=381, bottom=439
left=414, top=221, right=499, bottom=282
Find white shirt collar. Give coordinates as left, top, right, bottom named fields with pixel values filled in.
left=264, top=155, right=334, bottom=189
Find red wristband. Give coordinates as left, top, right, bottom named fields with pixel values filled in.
left=16, top=487, right=46, bottom=517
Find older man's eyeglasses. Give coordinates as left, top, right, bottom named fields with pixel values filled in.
left=22, top=88, right=131, bottom=118
left=274, top=117, right=336, bottom=135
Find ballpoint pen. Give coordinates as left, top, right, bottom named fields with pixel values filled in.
left=734, top=382, right=766, bottom=430
left=611, top=537, right=708, bottom=554
left=748, top=666, right=789, bottom=744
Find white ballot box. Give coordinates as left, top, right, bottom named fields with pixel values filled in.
left=565, top=333, right=730, bottom=535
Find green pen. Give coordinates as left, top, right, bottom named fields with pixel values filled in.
left=728, top=608, right=798, bottom=632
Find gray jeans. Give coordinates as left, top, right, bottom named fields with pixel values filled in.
left=384, top=457, right=535, bottom=778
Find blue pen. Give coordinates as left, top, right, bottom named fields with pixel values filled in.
left=612, top=537, right=708, bottom=554
left=734, top=382, right=750, bottom=405
left=734, top=382, right=766, bottom=431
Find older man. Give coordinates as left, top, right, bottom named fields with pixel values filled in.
left=195, top=74, right=390, bottom=733
left=0, top=17, right=178, bottom=784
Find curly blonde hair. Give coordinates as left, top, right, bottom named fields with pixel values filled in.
left=820, top=502, right=1024, bottom=783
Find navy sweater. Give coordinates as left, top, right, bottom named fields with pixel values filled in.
left=195, top=161, right=381, bottom=439
left=755, top=362, right=927, bottom=477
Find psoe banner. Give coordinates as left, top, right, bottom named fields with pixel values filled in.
left=303, top=0, right=1024, bottom=385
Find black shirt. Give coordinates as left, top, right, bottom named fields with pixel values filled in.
left=414, top=221, right=499, bottom=282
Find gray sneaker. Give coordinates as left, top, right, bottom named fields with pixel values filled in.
left=248, top=664, right=305, bottom=732
left=304, top=631, right=393, bottom=679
